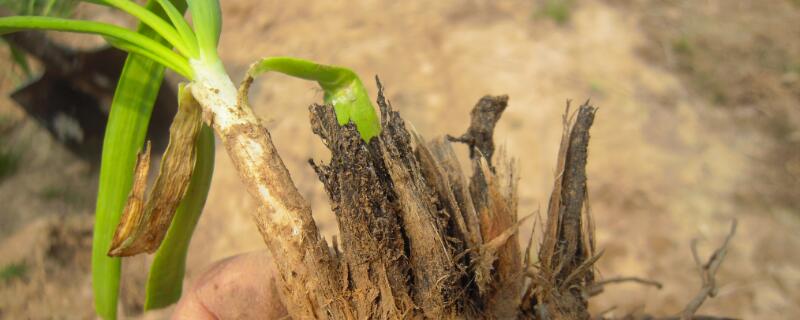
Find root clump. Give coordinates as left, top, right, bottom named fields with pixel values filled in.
left=254, top=79, right=736, bottom=320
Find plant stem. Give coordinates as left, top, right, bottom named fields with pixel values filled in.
left=189, top=61, right=350, bottom=319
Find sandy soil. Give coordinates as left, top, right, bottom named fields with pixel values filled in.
left=1, top=0, right=798, bottom=319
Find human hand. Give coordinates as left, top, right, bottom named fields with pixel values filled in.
left=171, top=251, right=288, bottom=320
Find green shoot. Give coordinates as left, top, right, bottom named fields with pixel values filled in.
left=247, top=57, right=381, bottom=141
left=187, top=0, right=221, bottom=63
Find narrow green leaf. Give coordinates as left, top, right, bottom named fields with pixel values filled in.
left=187, top=0, right=221, bottom=62
left=103, top=36, right=190, bottom=78
left=0, top=16, right=192, bottom=77
left=89, top=0, right=191, bottom=58
left=93, top=54, right=164, bottom=320
left=144, top=123, right=214, bottom=310
left=154, top=0, right=199, bottom=58
left=91, top=1, right=187, bottom=319
left=247, top=57, right=382, bottom=141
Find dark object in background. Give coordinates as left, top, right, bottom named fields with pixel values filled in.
left=4, top=31, right=177, bottom=166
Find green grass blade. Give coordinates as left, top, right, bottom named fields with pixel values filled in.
left=103, top=36, right=190, bottom=77
left=91, top=1, right=187, bottom=319
left=0, top=16, right=192, bottom=77
left=248, top=57, right=381, bottom=140
left=187, top=0, right=221, bottom=62
left=89, top=0, right=191, bottom=58
left=93, top=54, right=165, bottom=320
left=144, top=124, right=214, bottom=310
left=154, top=0, right=198, bottom=58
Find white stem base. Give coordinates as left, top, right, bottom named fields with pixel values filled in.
left=187, top=59, right=346, bottom=318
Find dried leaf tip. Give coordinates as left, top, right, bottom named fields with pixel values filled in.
left=108, top=86, right=204, bottom=257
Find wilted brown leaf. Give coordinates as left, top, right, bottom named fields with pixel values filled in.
left=108, top=85, right=204, bottom=257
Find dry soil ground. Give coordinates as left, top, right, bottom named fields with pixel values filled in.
left=1, top=0, right=799, bottom=319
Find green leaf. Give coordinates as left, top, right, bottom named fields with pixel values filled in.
left=89, top=0, right=191, bottom=58
left=154, top=0, right=199, bottom=58
left=0, top=16, right=192, bottom=77
left=145, top=123, right=214, bottom=310
left=247, top=57, right=382, bottom=141
left=91, top=1, right=187, bottom=319
left=92, top=52, right=164, bottom=320
left=187, top=0, right=221, bottom=62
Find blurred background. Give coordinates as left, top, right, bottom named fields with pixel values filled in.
left=1, top=0, right=798, bottom=318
